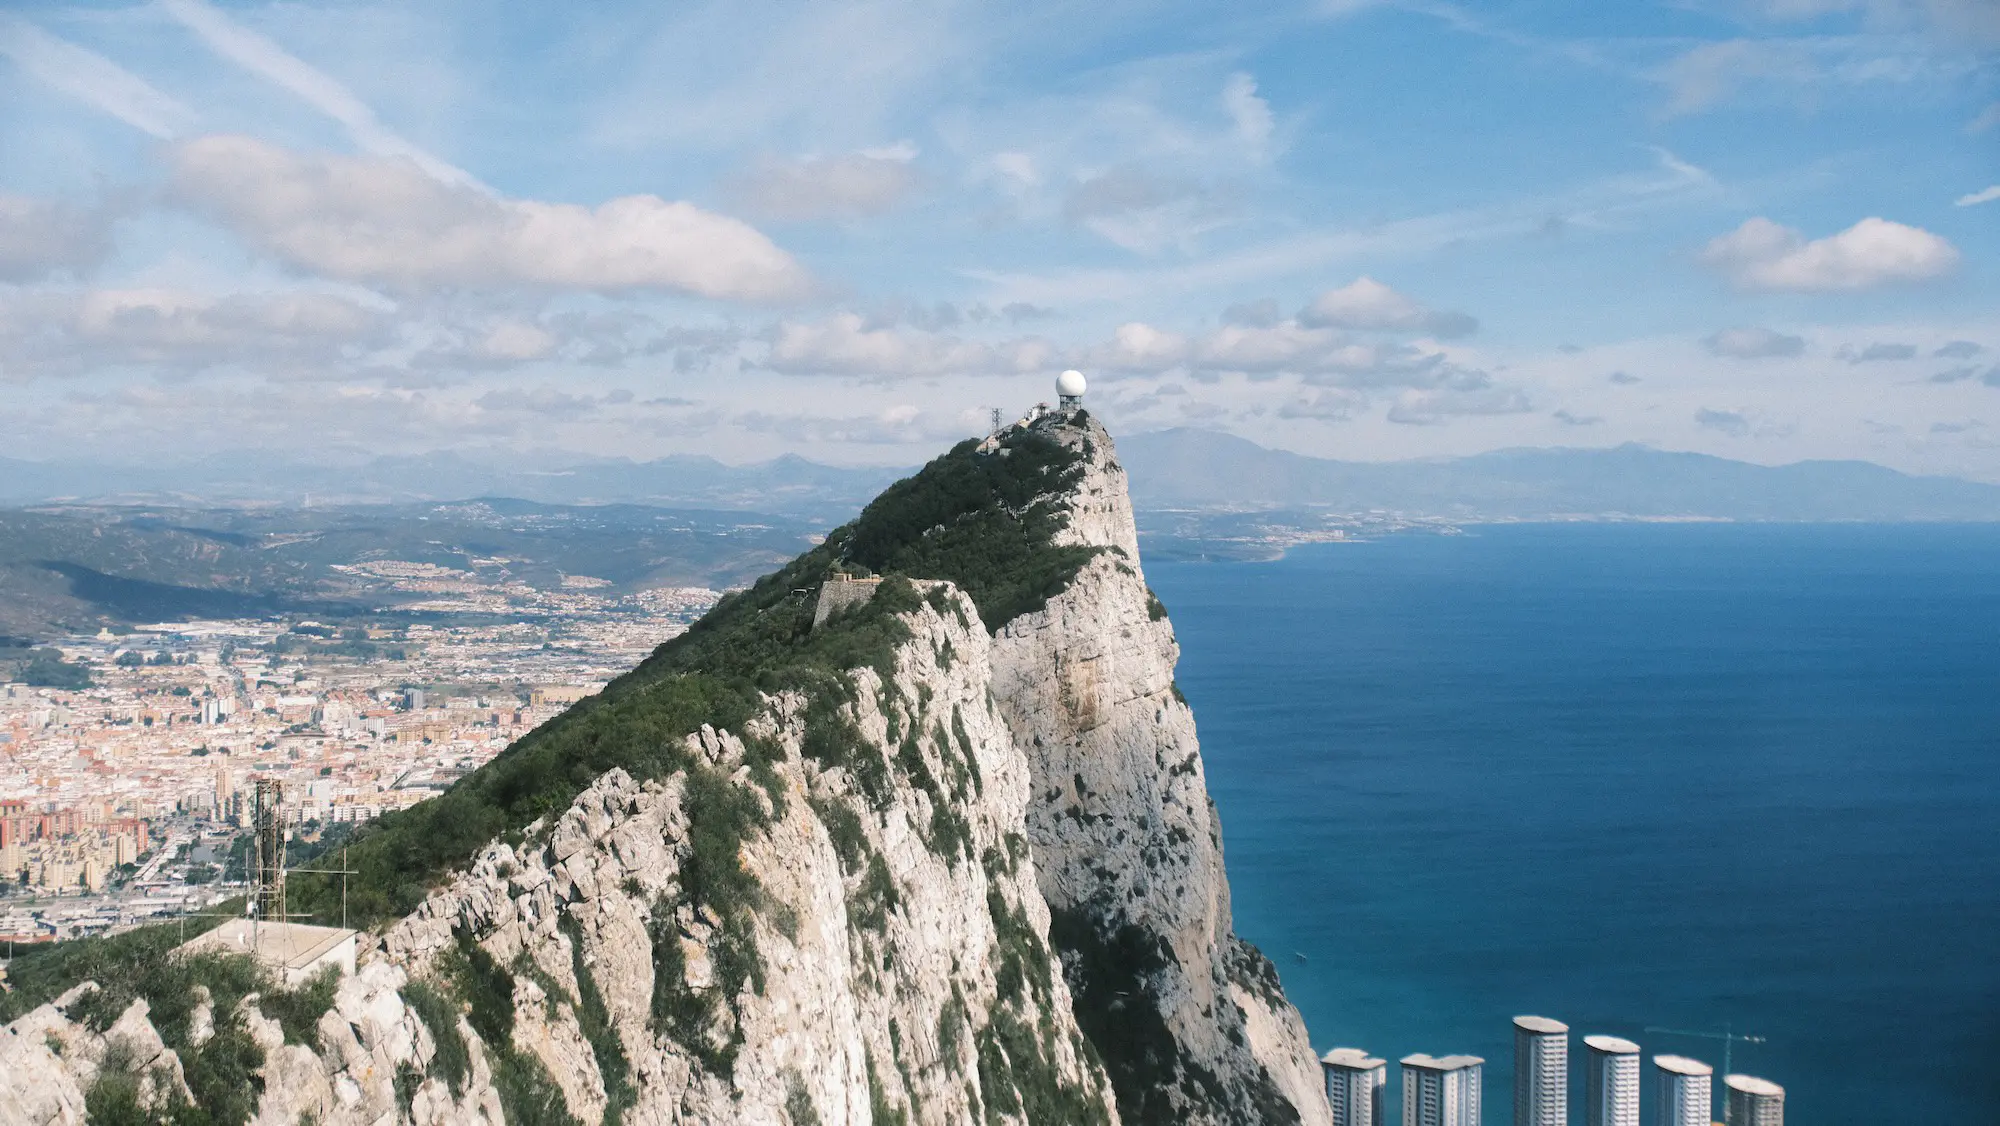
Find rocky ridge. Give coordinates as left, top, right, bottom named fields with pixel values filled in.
left=1, top=411, right=1325, bottom=1126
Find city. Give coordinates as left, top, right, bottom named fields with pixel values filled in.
left=1323, top=1016, right=1785, bottom=1126
left=0, top=569, right=717, bottom=947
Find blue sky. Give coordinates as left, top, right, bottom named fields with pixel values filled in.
left=1, top=0, right=1995, bottom=478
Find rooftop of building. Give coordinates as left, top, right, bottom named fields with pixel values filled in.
left=1724, top=1075, right=1785, bottom=1096
left=1655, top=1055, right=1714, bottom=1077
left=1513, top=1015, right=1570, bottom=1035
left=1322, top=1048, right=1387, bottom=1070
left=1401, top=1053, right=1485, bottom=1071
left=176, top=918, right=356, bottom=972
left=1583, top=1035, right=1641, bottom=1054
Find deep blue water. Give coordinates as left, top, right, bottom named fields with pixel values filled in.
left=1147, top=524, right=2000, bottom=1126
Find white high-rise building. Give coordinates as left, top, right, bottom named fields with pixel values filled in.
left=1655, top=1056, right=1713, bottom=1126
left=1402, top=1053, right=1483, bottom=1126
left=1724, top=1075, right=1784, bottom=1126
left=1512, top=1016, right=1568, bottom=1126
left=1582, top=1036, right=1641, bottom=1126
left=1323, top=1048, right=1388, bottom=1126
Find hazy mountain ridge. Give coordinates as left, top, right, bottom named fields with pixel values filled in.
left=0, top=452, right=901, bottom=524
left=1117, top=429, right=2000, bottom=521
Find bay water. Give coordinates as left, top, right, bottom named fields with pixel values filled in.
left=1147, top=523, right=2000, bottom=1125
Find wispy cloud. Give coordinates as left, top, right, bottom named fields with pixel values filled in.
left=0, top=17, right=196, bottom=138
left=971, top=147, right=1718, bottom=308
left=1955, top=185, right=2000, bottom=207
left=160, top=0, right=480, bottom=189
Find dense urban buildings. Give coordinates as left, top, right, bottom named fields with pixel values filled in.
left=1583, top=1034, right=1643, bottom=1126
left=1401, top=1053, right=1484, bottom=1126
left=1512, top=1015, right=1569, bottom=1126
left=0, top=581, right=717, bottom=944
left=1655, top=1055, right=1715, bottom=1126
left=1724, top=1074, right=1785, bottom=1126
left=1322, top=1047, right=1389, bottom=1126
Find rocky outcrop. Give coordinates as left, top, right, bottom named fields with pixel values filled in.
left=2, top=410, right=1323, bottom=1126
left=991, top=411, right=1330, bottom=1126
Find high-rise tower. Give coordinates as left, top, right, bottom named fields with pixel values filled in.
left=1402, top=1053, right=1483, bottom=1126
left=1655, top=1055, right=1713, bottom=1126
left=1324, top=1048, right=1388, bottom=1126
left=1582, top=1036, right=1641, bottom=1126
left=1724, top=1075, right=1784, bottom=1126
left=1512, top=1016, right=1568, bottom=1126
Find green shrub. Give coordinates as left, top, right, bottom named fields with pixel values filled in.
left=558, top=911, right=634, bottom=1125
left=403, top=979, right=469, bottom=1095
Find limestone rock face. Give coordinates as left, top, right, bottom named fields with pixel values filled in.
left=991, top=411, right=1331, bottom=1126
left=1, top=411, right=1324, bottom=1126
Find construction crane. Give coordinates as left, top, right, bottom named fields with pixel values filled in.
left=1644, top=1022, right=1767, bottom=1083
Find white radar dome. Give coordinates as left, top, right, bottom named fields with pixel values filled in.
left=1056, top=370, right=1087, bottom=398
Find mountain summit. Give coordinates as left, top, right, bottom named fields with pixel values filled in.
left=0, top=410, right=1326, bottom=1126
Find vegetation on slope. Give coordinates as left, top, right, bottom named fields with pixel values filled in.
left=286, top=422, right=1092, bottom=930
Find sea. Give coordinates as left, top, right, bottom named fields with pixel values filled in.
left=1146, top=523, right=2000, bottom=1126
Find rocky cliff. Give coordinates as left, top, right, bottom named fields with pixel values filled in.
left=0, top=410, right=1324, bottom=1126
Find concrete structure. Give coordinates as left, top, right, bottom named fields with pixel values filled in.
left=177, top=919, right=358, bottom=987
left=1322, top=1048, right=1387, bottom=1126
left=1654, top=1055, right=1713, bottom=1126
left=812, top=573, right=884, bottom=628
left=1512, top=1016, right=1568, bottom=1126
left=1401, top=1053, right=1483, bottom=1126
left=1724, top=1075, right=1784, bottom=1126
left=1582, top=1035, right=1641, bottom=1126
left=1057, top=369, right=1087, bottom=409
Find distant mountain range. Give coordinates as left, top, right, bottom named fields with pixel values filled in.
left=1116, top=430, right=2000, bottom=522
left=7, top=429, right=2000, bottom=523
left=0, top=451, right=902, bottom=523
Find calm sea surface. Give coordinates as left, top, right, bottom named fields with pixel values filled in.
left=1146, top=524, right=2000, bottom=1126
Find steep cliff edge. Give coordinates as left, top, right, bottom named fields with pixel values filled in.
left=0, top=410, right=1323, bottom=1126
left=989, top=414, right=1328, bottom=1126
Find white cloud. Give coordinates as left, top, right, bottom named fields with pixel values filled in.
left=1955, top=185, right=2000, bottom=207
left=1700, top=216, right=1958, bottom=291
left=765, top=314, right=1054, bottom=378
left=0, top=18, right=196, bottom=139
left=1298, top=277, right=1478, bottom=337
left=727, top=146, right=921, bottom=222
left=476, top=321, right=559, bottom=362
left=0, top=195, right=111, bottom=281
left=1694, top=406, right=1755, bottom=437
left=1653, top=33, right=1980, bottom=119
left=1386, top=386, right=1533, bottom=425
left=736, top=404, right=970, bottom=446
left=1060, top=166, right=1227, bottom=255
left=1836, top=341, right=1917, bottom=363
left=161, top=0, right=478, bottom=189
left=1221, top=72, right=1274, bottom=153
left=0, top=286, right=390, bottom=378
left=1704, top=326, right=1805, bottom=358
left=1970, top=102, right=2000, bottom=133
left=168, top=135, right=812, bottom=302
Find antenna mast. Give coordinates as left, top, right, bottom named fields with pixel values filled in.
left=250, top=778, right=286, bottom=937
